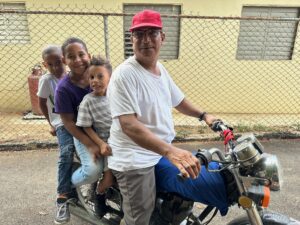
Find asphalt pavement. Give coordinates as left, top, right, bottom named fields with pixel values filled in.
left=0, top=139, right=299, bottom=225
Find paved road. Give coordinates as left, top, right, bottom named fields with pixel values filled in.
left=0, top=139, right=299, bottom=225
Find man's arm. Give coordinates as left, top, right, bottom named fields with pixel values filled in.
left=38, top=97, right=55, bottom=136
left=119, top=114, right=200, bottom=179
left=83, top=127, right=112, bottom=156
left=60, top=113, right=101, bottom=159
left=175, top=98, right=217, bottom=126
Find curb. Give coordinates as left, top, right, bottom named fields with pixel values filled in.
left=174, top=131, right=300, bottom=142
left=0, top=141, right=57, bottom=151
left=1, top=131, right=300, bottom=152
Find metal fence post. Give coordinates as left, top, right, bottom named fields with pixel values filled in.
left=103, top=15, right=110, bottom=61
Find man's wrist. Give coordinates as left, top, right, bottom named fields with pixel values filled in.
left=160, top=144, right=173, bottom=157
left=198, top=112, right=207, bottom=121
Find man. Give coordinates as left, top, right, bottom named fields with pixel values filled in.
left=107, top=9, right=228, bottom=225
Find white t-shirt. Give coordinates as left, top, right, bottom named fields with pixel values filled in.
left=107, top=56, right=184, bottom=171
left=37, top=73, right=63, bottom=129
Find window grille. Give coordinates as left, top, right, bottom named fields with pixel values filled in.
left=0, top=2, right=30, bottom=44
left=237, top=6, right=298, bottom=60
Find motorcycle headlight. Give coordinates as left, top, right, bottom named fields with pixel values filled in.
left=252, top=153, right=283, bottom=191
left=234, top=134, right=264, bottom=167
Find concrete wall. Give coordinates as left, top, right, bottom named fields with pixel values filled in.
left=1, top=0, right=299, bottom=113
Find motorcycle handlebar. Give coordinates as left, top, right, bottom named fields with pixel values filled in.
left=177, top=121, right=234, bottom=181
left=211, top=120, right=235, bottom=149
left=211, top=120, right=231, bottom=132
left=177, top=149, right=213, bottom=182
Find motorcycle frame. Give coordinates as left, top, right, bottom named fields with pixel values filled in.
left=225, top=142, right=264, bottom=225
left=204, top=146, right=264, bottom=225
left=215, top=122, right=264, bottom=225
left=230, top=167, right=263, bottom=225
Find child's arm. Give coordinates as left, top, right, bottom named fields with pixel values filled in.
left=38, top=97, right=56, bottom=136
left=83, top=127, right=112, bottom=156
left=60, top=113, right=101, bottom=159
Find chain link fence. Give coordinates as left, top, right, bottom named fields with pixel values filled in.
left=1, top=4, right=300, bottom=144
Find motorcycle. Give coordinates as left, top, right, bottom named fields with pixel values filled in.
left=69, top=121, right=300, bottom=225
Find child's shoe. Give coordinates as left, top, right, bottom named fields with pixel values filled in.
left=54, top=198, right=70, bottom=224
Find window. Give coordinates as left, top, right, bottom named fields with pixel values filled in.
left=236, top=7, right=299, bottom=60
left=0, top=2, right=30, bottom=44
left=123, top=4, right=181, bottom=60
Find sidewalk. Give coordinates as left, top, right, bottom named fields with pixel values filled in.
left=1, top=111, right=300, bottom=151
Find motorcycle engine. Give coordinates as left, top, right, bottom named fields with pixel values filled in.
left=155, top=193, right=194, bottom=225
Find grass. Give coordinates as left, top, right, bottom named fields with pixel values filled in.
left=175, top=123, right=300, bottom=140
left=176, top=129, right=192, bottom=139
left=292, top=123, right=300, bottom=131
left=233, top=124, right=251, bottom=133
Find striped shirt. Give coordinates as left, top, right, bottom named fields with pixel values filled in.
left=76, top=93, right=112, bottom=141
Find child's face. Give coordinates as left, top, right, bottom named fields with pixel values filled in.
left=88, top=65, right=111, bottom=96
left=63, top=43, right=90, bottom=76
left=43, top=53, right=65, bottom=77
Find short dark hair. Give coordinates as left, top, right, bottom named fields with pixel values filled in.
left=61, top=37, right=88, bottom=56
left=42, top=45, right=62, bottom=60
left=90, top=55, right=112, bottom=75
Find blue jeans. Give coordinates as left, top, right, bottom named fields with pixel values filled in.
left=56, top=126, right=75, bottom=195
left=155, top=157, right=229, bottom=216
left=72, top=138, right=103, bottom=186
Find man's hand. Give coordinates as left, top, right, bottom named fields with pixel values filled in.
left=49, top=126, right=56, bottom=136
left=99, top=142, right=112, bottom=156
left=165, top=147, right=201, bottom=179
left=204, top=114, right=218, bottom=127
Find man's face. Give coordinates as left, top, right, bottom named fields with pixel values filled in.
left=131, top=27, right=165, bottom=63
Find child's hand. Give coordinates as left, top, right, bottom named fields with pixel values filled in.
left=100, top=143, right=112, bottom=156
left=49, top=126, right=56, bottom=136
left=88, top=144, right=101, bottom=162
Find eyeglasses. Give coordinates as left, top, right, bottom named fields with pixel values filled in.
left=132, top=29, right=161, bottom=40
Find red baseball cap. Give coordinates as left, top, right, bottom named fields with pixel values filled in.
left=129, top=9, right=163, bottom=32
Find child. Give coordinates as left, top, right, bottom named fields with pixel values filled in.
left=76, top=55, right=114, bottom=217
left=38, top=45, right=65, bottom=136
left=37, top=45, right=75, bottom=224
left=54, top=37, right=105, bottom=217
